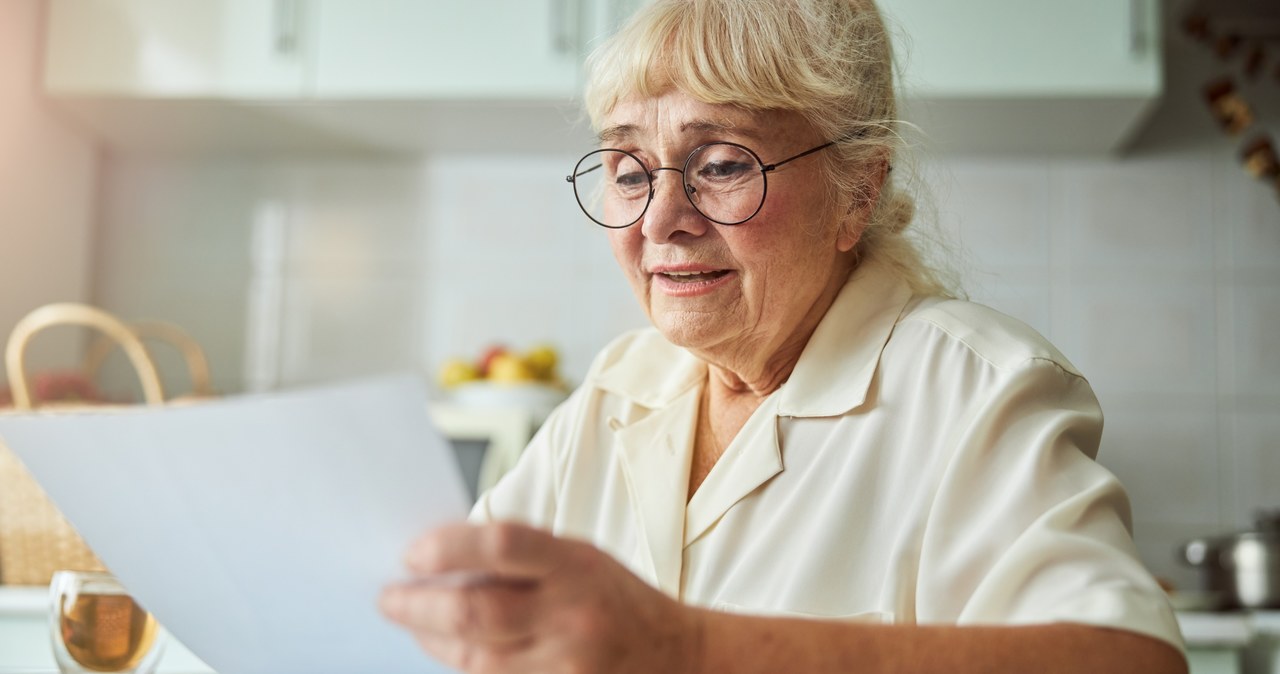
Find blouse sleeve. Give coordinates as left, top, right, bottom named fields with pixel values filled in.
left=914, top=357, right=1183, bottom=651
left=468, top=385, right=585, bottom=527
left=468, top=428, right=553, bottom=525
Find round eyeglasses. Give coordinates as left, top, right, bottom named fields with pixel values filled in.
left=566, top=140, right=836, bottom=229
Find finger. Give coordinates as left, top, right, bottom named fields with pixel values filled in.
left=380, top=578, right=541, bottom=644
left=412, top=632, right=469, bottom=672
left=405, top=522, right=572, bottom=580
left=414, top=631, right=534, bottom=674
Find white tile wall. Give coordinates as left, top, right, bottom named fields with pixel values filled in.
left=1098, top=403, right=1222, bottom=527
left=93, top=157, right=257, bottom=396
left=1231, top=284, right=1280, bottom=400
left=420, top=153, right=647, bottom=385
left=1067, top=280, right=1218, bottom=400
left=1229, top=413, right=1280, bottom=525
left=1056, top=158, right=1216, bottom=276
left=935, top=145, right=1279, bottom=587
left=934, top=159, right=1054, bottom=338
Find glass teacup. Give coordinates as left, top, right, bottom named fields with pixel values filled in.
left=49, top=571, right=165, bottom=674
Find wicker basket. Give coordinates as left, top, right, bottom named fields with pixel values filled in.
left=84, top=319, right=215, bottom=400
left=0, top=303, right=165, bottom=585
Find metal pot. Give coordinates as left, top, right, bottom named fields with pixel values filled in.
left=1180, top=510, right=1280, bottom=610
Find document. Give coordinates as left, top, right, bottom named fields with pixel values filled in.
left=0, top=376, right=470, bottom=674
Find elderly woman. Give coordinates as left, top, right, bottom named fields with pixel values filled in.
left=380, top=0, right=1187, bottom=672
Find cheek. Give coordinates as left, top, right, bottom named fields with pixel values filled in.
left=605, top=229, right=630, bottom=260
left=732, top=210, right=816, bottom=268
left=606, top=230, right=645, bottom=281
left=734, top=204, right=837, bottom=285
left=768, top=190, right=840, bottom=251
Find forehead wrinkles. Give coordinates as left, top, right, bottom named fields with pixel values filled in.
left=600, top=101, right=813, bottom=157
left=599, top=98, right=764, bottom=146
left=598, top=119, right=743, bottom=145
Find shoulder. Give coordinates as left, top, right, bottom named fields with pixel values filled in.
left=894, top=297, right=1083, bottom=378
left=579, top=327, right=704, bottom=408
left=582, top=327, right=683, bottom=379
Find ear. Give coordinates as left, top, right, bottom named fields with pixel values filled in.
left=835, top=156, right=890, bottom=253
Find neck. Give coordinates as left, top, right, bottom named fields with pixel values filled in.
left=704, top=341, right=805, bottom=399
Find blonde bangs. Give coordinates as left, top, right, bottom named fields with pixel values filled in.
left=584, top=0, right=851, bottom=133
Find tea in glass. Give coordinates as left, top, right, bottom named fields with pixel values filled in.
left=49, top=570, right=165, bottom=674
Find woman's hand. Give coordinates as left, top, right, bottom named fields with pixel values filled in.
left=379, top=522, right=702, bottom=674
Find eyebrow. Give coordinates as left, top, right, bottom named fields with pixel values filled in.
left=596, top=118, right=764, bottom=145
left=597, top=124, right=639, bottom=144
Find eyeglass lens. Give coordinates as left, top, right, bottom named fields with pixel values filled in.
left=571, top=143, right=766, bottom=228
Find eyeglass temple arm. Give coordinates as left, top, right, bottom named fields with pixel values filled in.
left=763, top=126, right=877, bottom=172
left=566, top=163, right=604, bottom=182
left=763, top=141, right=836, bottom=172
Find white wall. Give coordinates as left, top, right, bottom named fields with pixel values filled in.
left=91, top=153, right=644, bottom=397
left=0, top=0, right=97, bottom=393
left=90, top=158, right=434, bottom=396
left=935, top=147, right=1279, bottom=590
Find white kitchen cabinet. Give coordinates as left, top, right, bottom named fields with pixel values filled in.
left=882, top=0, right=1159, bottom=98
left=44, top=0, right=646, bottom=100
left=41, top=0, right=1159, bottom=154
left=312, top=0, right=650, bottom=98
left=44, top=0, right=309, bottom=97
left=881, top=0, right=1160, bottom=153
left=312, top=0, right=583, bottom=99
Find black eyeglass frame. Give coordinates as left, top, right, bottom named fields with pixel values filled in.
left=565, top=140, right=837, bottom=229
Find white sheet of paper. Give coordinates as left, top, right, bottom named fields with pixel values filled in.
left=0, top=375, right=470, bottom=674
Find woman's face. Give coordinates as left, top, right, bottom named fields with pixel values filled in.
left=601, top=91, right=860, bottom=361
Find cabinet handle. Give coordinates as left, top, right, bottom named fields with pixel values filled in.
left=551, top=0, right=575, bottom=55
left=1129, top=0, right=1149, bottom=57
left=274, top=0, right=303, bottom=56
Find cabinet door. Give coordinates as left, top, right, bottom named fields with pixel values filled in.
left=585, top=0, right=651, bottom=42
left=312, top=0, right=582, bottom=99
left=881, top=0, right=1160, bottom=97
left=44, top=0, right=308, bottom=97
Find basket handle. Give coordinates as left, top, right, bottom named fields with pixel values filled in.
left=5, top=303, right=165, bottom=409
left=82, top=320, right=214, bottom=399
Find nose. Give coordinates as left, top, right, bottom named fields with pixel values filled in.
left=638, top=167, right=709, bottom=242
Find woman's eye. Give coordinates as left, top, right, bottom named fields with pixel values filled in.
left=614, top=170, right=649, bottom=191
left=697, top=161, right=753, bottom=180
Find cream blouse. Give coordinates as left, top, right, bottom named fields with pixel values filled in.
left=471, top=257, right=1183, bottom=650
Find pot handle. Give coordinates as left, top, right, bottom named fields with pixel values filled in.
left=1180, top=539, right=1215, bottom=567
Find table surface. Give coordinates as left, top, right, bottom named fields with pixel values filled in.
left=0, top=586, right=214, bottom=674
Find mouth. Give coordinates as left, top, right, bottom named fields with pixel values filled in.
left=657, top=269, right=731, bottom=284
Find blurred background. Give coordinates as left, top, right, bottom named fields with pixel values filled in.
left=0, top=0, right=1277, bottom=591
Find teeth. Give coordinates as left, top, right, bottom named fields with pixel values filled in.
left=661, top=270, right=727, bottom=283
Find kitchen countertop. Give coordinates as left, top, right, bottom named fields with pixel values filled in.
left=0, top=586, right=214, bottom=674
left=1178, top=611, right=1268, bottom=648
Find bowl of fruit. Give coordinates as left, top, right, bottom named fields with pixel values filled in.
left=437, top=343, right=569, bottom=418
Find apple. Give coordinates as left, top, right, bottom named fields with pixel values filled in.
left=487, top=353, right=537, bottom=383
left=476, top=344, right=508, bottom=377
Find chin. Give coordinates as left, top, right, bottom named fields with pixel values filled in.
left=652, top=311, right=726, bottom=350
